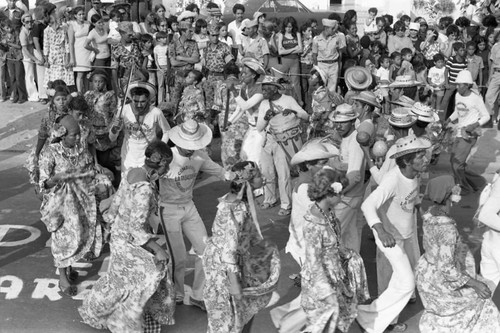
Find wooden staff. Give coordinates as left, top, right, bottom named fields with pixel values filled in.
left=222, top=85, right=231, bottom=131
left=111, top=64, right=135, bottom=135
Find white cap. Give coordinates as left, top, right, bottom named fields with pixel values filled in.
left=455, top=70, right=474, bottom=84
left=409, top=22, right=420, bottom=31
left=322, top=18, right=338, bottom=27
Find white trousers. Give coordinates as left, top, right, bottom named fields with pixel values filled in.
left=23, top=60, right=38, bottom=101
left=481, top=230, right=500, bottom=289
left=357, top=230, right=415, bottom=333
left=34, top=50, right=47, bottom=99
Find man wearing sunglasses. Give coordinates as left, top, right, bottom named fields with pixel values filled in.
left=20, top=13, right=40, bottom=103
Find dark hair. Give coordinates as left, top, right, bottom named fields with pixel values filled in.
left=400, top=14, right=410, bottom=23
left=376, top=16, right=386, bottom=27
left=433, top=53, right=445, bottom=62
left=185, top=3, right=199, bottom=14
left=395, top=151, right=418, bottom=169
left=306, top=18, right=318, bottom=25
left=393, top=20, right=405, bottom=32
left=455, top=16, right=470, bottom=28
left=310, top=68, right=325, bottom=86
left=466, top=40, right=477, bottom=49
left=380, top=54, right=391, bottom=64
left=67, top=95, right=89, bottom=115
left=368, top=7, right=378, bottom=15
left=300, top=22, right=311, bottom=35
left=109, top=9, right=122, bottom=20
left=328, top=13, right=341, bottom=22
left=439, top=16, right=453, bottom=30
left=154, top=4, right=166, bottom=13
left=383, top=14, right=393, bottom=26
left=482, top=15, right=498, bottom=28
left=229, top=161, right=258, bottom=194
left=345, top=21, right=357, bottom=32
left=206, top=2, right=219, bottom=9
left=156, top=30, right=168, bottom=40
left=418, top=88, right=432, bottom=102
left=167, top=15, right=178, bottom=29
left=342, top=9, right=357, bottom=27
left=401, top=47, right=412, bottom=57
left=427, top=28, right=439, bottom=41
left=360, top=35, right=371, bottom=48
left=232, top=4, right=245, bottom=14
left=474, top=35, right=488, bottom=50
left=453, top=41, right=465, bottom=51
left=307, top=168, right=349, bottom=202
left=281, top=16, right=298, bottom=37
left=140, top=33, right=154, bottom=43
left=188, top=69, right=203, bottom=84
left=224, top=61, right=240, bottom=77
left=372, top=40, right=383, bottom=51
left=89, top=14, right=102, bottom=32
left=445, top=24, right=459, bottom=37
left=130, top=86, right=151, bottom=98
left=391, top=51, right=401, bottom=60
left=297, top=159, right=327, bottom=172
left=194, top=18, right=207, bottom=34
left=145, top=140, right=173, bottom=168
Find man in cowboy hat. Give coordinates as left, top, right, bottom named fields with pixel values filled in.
left=312, top=18, right=346, bottom=94
left=344, top=66, right=374, bottom=104
left=351, top=90, right=382, bottom=123
left=446, top=69, right=490, bottom=195
left=159, top=119, right=225, bottom=310
left=241, top=19, right=269, bottom=68
left=256, top=75, right=309, bottom=216
left=109, top=81, right=170, bottom=171
left=328, top=104, right=366, bottom=252
left=168, top=20, right=200, bottom=107
left=358, top=135, right=431, bottom=333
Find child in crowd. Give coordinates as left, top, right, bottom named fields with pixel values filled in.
left=107, top=9, right=122, bottom=46
left=218, top=21, right=233, bottom=47
left=345, top=21, right=361, bottom=62
left=371, top=40, right=383, bottom=66
left=154, top=31, right=169, bottom=104
left=359, top=35, right=372, bottom=67
left=363, top=7, right=378, bottom=34
left=399, top=47, right=415, bottom=78
left=428, top=53, right=446, bottom=111
left=167, top=15, right=179, bottom=43
left=377, top=54, right=391, bottom=83
left=155, top=17, right=168, bottom=41
left=476, top=36, right=489, bottom=95
left=176, top=70, right=206, bottom=124
left=140, top=34, right=156, bottom=86
left=389, top=51, right=402, bottom=81
left=466, top=40, right=484, bottom=87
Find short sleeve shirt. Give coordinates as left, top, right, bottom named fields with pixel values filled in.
left=312, top=32, right=345, bottom=61
left=205, top=41, right=233, bottom=72
left=32, top=22, right=46, bottom=52
left=490, top=43, right=500, bottom=69
left=19, top=26, right=34, bottom=59
left=242, top=36, right=269, bottom=65
left=168, top=37, right=199, bottom=70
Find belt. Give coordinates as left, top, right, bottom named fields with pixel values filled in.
left=318, top=59, right=338, bottom=64
left=208, top=71, right=224, bottom=76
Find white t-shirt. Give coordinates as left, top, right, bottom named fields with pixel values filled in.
left=86, top=28, right=110, bottom=59
left=428, top=66, right=446, bottom=86
left=154, top=44, right=169, bottom=67
left=466, top=5, right=481, bottom=25
left=159, top=147, right=225, bottom=205
left=450, top=91, right=490, bottom=137
left=108, top=21, right=121, bottom=42
left=376, top=67, right=390, bottom=81
left=228, top=20, right=243, bottom=46
left=362, top=166, right=420, bottom=240
left=287, top=183, right=311, bottom=265
left=333, top=130, right=365, bottom=197
left=114, top=105, right=170, bottom=170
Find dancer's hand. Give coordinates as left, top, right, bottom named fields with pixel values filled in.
left=373, top=224, right=396, bottom=248
left=154, top=248, right=169, bottom=263
left=470, top=279, right=491, bottom=299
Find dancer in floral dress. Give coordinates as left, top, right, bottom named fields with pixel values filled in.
left=203, top=161, right=281, bottom=333
left=38, top=115, right=102, bottom=296
left=79, top=141, right=176, bottom=333
left=416, top=175, right=500, bottom=333
left=302, top=168, right=369, bottom=333
left=213, top=62, right=249, bottom=169
left=43, top=11, right=74, bottom=87
left=176, top=69, right=207, bottom=124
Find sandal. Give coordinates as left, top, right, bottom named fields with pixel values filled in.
left=66, top=267, right=79, bottom=283
left=278, top=208, right=291, bottom=216
left=260, top=202, right=278, bottom=209
left=58, top=282, right=78, bottom=297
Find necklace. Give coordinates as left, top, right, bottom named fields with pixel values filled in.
left=315, top=202, right=341, bottom=246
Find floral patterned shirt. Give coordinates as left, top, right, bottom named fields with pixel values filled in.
left=168, top=36, right=199, bottom=71
left=178, top=85, right=206, bottom=122
left=84, top=90, right=118, bottom=151
left=204, top=41, right=233, bottom=73
left=111, top=42, right=143, bottom=79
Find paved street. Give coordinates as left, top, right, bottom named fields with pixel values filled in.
left=0, top=101, right=499, bottom=332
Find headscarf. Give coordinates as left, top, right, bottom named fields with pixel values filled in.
left=426, top=175, right=455, bottom=204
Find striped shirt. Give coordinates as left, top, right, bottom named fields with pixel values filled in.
left=446, top=56, right=468, bottom=83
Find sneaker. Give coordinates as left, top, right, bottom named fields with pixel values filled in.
left=189, top=296, right=206, bottom=312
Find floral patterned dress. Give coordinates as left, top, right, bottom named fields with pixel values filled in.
left=214, top=81, right=249, bottom=169
left=43, top=24, right=74, bottom=86
left=84, top=90, right=118, bottom=152
left=203, top=194, right=281, bottom=333
left=79, top=175, right=175, bottom=333
left=301, top=207, right=370, bottom=333
left=415, top=207, right=500, bottom=333
left=176, top=85, right=206, bottom=123
left=38, top=141, right=101, bottom=267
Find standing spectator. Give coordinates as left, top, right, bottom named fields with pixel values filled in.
left=6, top=18, right=27, bottom=103
left=442, top=42, right=467, bottom=118
left=86, top=0, right=106, bottom=22
left=139, top=11, right=158, bottom=35
left=408, top=22, right=423, bottom=52
left=345, top=21, right=361, bottom=64
left=342, top=9, right=357, bottom=33
left=428, top=53, right=446, bottom=111
left=68, top=6, right=91, bottom=93
left=85, top=14, right=111, bottom=90
left=421, top=28, right=440, bottom=68
left=218, top=21, right=232, bottom=47
left=193, top=18, right=209, bottom=67
left=484, top=34, right=500, bottom=126
left=466, top=40, right=484, bottom=87
left=32, top=7, right=48, bottom=104
left=440, top=24, right=460, bottom=59
left=0, top=20, right=7, bottom=102
left=3, top=0, right=26, bottom=20
left=154, top=31, right=169, bottom=104
left=312, top=18, right=345, bottom=94
left=227, top=4, right=245, bottom=59
left=300, top=22, right=314, bottom=110
left=368, top=16, right=387, bottom=48
left=476, top=36, right=489, bottom=95
left=43, top=12, right=74, bottom=88
left=20, top=13, right=39, bottom=102
left=387, top=21, right=414, bottom=56
left=241, top=19, right=269, bottom=68
left=154, top=4, right=166, bottom=21
left=363, top=7, right=378, bottom=34
left=277, top=17, right=302, bottom=105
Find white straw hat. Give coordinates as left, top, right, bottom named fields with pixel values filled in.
left=169, top=119, right=213, bottom=150
left=411, top=102, right=440, bottom=123
left=388, top=107, right=417, bottom=127
left=390, top=135, right=432, bottom=159
left=455, top=70, right=474, bottom=84
left=291, top=141, right=338, bottom=165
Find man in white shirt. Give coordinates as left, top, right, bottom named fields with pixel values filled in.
left=227, top=3, right=245, bottom=57
left=446, top=70, right=490, bottom=195
left=159, top=119, right=226, bottom=310
left=357, top=135, right=431, bottom=333
left=328, top=104, right=366, bottom=252
left=256, top=76, right=309, bottom=215
left=20, top=13, right=39, bottom=102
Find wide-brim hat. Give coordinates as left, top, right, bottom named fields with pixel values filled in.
left=127, top=81, right=157, bottom=100
left=253, top=11, right=265, bottom=21
left=170, top=119, right=213, bottom=150
left=208, top=7, right=222, bottom=17
left=389, top=95, right=415, bottom=108
left=117, top=22, right=134, bottom=35
left=291, top=141, right=338, bottom=165
left=243, top=19, right=258, bottom=29
left=242, top=57, right=266, bottom=76
left=351, top=91, right=381, bottom=109
left=455, top=70, right=474, bottom=84
left=390, top=135, right=432, bottom=159
left=389, top=75, right=424, bottom=88
left=312, top=65, right=327, bottom=86
left=178, top=10, right=197, bottom=22
left=388, top=107, right=417, bottom=128
left=345, top=66, right=373, bottom=90
left=411, top=102, right=440, bottom=123
left=109, top=0, right=131, bottom=10
left=260, top=75, right=283, bottom=89
left=322, top=18, right=337, bottom=27
left=328, top=103, right=358, bottom=122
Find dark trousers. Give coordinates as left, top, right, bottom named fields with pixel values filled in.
left=450, top=137, right=486, bottom=193
left=7, top=59, right=27, bottom=101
